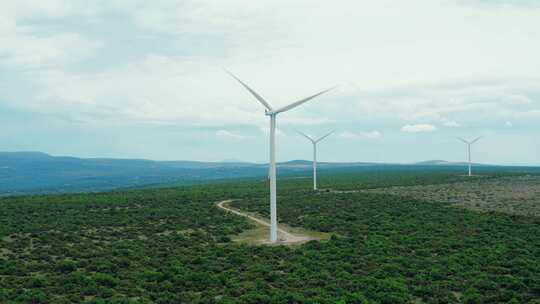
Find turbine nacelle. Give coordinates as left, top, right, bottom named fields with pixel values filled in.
left=457, top=136, right=483, bottom=145
left=225, top=68, right=335, bottom=117
left=297, top=130, right=335, bottom=144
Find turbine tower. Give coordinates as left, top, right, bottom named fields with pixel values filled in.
left=226, top=70, right=333, bottom=243
left=457, top=137, right=482, bottom=176
left=297, top=131, right=334, bottom=191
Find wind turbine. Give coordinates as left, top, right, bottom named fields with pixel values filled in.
left=457, top=136, right=482, bottom=176
left=226, top=70, right=334, bottom=243
left=297, top=130, right=334, bottom=191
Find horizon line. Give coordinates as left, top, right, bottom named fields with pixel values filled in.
left=1, top=151, right=540, bottom=168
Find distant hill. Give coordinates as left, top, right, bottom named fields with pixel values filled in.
left=415, top=160, right=454, bottom=166
left=0, top=152, right=269, bottom=196
left=161, top=160, right=256, bottom=169
left=414, top=160, right=492, bottom=167
left=279, top=160, right=372, bottom=169
left=0, top=152, right=533, bottom=196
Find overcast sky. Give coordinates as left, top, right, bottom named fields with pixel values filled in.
left=1, top=0, right=539, bottom=164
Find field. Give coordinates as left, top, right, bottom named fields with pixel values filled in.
left=1, top=170, right=540, bottom=303
left=364, top=175, right=540, bottom=217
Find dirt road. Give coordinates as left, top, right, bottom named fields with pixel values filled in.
left=216, top=200, right=314, bottom=245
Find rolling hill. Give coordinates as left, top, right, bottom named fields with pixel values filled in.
left=0, top=152, right=535, bottom=196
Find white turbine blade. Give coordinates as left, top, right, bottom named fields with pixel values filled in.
left=274, top=86, right=336, bottom=114
left=224, top=69, right=273, bottom=111
left=470, top=136, right=482, bottom=144
left=297, top=131, right=315, bottom=143
left=457, top=137, right=469, bottom=144
left=315, top=130, right=334, bottom=143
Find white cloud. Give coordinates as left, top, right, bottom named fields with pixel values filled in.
left=462, top=0, right=540, bottom=9
left=0, top=2, right=105, bottom=71
left=339, top=130, right=382, bottom=139
left=442, top=120, right=460, bottom=127
left=401, top=124, right=437, bottom=133
left=338, top=131, right=359, bottom=139
left=504, top=94, right=532, bottom=105
left=259, top=125, right=285, bottom=137
left=215, top=130, right=246, bottom=140
left=324, top=79, right=540, bottom=128
left=361, top=130, right=382, bottom=139
left=1, top=1, right=540, bottom=164
left=2, top=1, right=540, bottom=131
left=511, top=109, right=540, bottom=119
left=0, top=32, right=103, bottom=70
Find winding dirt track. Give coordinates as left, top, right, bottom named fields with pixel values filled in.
left=216, top=200, right=313, bottom=245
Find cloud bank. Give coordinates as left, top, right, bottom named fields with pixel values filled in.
left=401, top=124, right=437, bottom=133
left=1, top=1, right=539, bottom=163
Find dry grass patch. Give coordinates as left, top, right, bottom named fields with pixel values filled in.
left=365, top=175, right=540, bottom=216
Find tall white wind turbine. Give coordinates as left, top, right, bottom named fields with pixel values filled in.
left=226, top=70, right=334, bottom=243
left=297, top=131, right=334, bottom=191
left=457, top=136, right=482, bottom=176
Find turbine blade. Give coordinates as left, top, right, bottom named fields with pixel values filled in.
left=224, top=69, right=273, bottom=111
left=457, top=137, right=469, bottom=144
left=315, top=130, right=335, bottom=143
left=470, top=136, right=482, bottom=144
left=274, top=86, right=336, bottom=114
left=297, top=131, right=315, bottom=143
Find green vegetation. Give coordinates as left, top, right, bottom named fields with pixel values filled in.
left=1, top=171, right=540, bottom=303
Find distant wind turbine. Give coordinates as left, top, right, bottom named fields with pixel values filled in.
left=226, top=69, right=334, bottom=243
left=297, top=130, right=334, bottom=191
left=457, top=136, right=482, bottom=176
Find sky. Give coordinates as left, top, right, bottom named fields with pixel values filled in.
left=1, top=0, right=539, bottom=165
